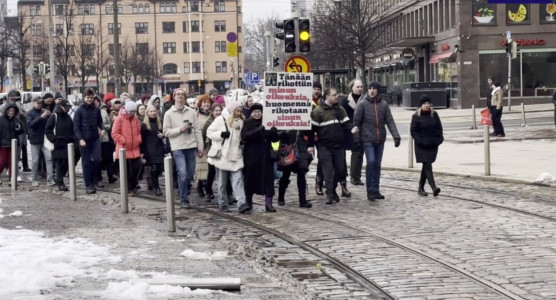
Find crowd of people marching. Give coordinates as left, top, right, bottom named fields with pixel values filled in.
left=0, top=80, right=445, bottom=213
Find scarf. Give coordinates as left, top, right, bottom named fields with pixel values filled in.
left=491, top=86, right=501, bottom=96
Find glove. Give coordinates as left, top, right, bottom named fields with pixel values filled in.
left=221, top=131, right=231, bottom=139
left=394, top=138, right=401, bottom=148
left=257, top=125, right=265, bottom=132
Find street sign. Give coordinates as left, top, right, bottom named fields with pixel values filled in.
left=284, top=55, right=311, bottom=73
left=227, top=42, right=237, bottom=57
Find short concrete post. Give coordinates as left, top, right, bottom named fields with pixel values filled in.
left=471, top=104, right=477, bottom=129
left=68, top=143, right=77, bottom=201
left=407, top=124, right=414, bottom=168
left=165, top=156, right=176, bottom=232
left=484, top=125, right=491, bottom=176
left=520, top=103, right=526, bottom=127
left=11, top=139, right=18, bottom=190
left=119, top=149, right=128, bottom=213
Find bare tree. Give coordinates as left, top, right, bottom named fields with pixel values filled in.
left=90, top=23, right=110, bottom=94
left=9, top=13, right=33, bottom=91
left=70, top=24, right=95, bottom=93
left=53, top=6, right=76, bottom=96
left=0, top=18, right=19, bottom=91
left=243, top=15, right=286, bottom=76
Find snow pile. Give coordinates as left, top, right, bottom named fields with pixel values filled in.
left=535, top=172, right=556, bottom=184
left=180, top=249, right=228, bottom=260
left=8, top=210, right=23, bottom=216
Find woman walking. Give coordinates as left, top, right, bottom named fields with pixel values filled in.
left=241, top=103, right=280, bottom=212
left=194, top=94, right=213, bottom=198
left=141, top=105, right=165, bottom=196
left=44, top=100, right=74, bottom=191
left=410, top=94, right=444, bottom=197
left=490, top=81, right=505, bottom=137
left=202, top=103, right=223, bottom=201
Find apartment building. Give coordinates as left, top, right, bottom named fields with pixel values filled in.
left=18, top=0, right=243, bottom=96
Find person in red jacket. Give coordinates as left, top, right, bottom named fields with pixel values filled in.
left=112, top=101, right=143, bottom=195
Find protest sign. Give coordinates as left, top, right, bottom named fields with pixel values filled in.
left=262, top=72, right=313, bottom=130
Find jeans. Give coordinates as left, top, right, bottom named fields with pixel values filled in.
left=362, top=142, right=385, bottom=193
left=79, top=139, right=102, bottom=188
left=216, top=168, right=246, bottom=208
left=173, top=148, right=197, bottom=203
left=317, top=146, right=346, bottom=195
left=31, top=144, right=53, bottom=181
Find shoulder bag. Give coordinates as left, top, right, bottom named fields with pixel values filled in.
left=44, top=113, right=57, bottom=151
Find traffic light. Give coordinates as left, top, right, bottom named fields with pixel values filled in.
left=45, top=64, right=50, bottom=74
left=273, top=57, right=279, bottom=67
left=276, top=19, right=296, bottom=53
left=33, top=64, right=39, bottom=74
left=505, top=39, right=512, bottom=54
left=298, top=19, right=310, bottom=52
left=511, top=41, right=519, bottom=59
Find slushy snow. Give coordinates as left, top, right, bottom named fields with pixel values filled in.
left=181, top=249, right=228, bottom=260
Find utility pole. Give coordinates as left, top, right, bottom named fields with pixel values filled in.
left=264, top=31, right=272, bottom=71
left=113, top=0, right=121, bottom=96
left=506, top=31, right=512, bottom=111
left=48, top=0, right=55, bottom=93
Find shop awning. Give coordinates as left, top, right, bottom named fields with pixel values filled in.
left=386, top=36, right=434, bottom=48
left=429, top=52, right=456, bottom=64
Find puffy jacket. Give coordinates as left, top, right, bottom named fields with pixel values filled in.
left=162, top=105, right=203, bottom=152
left=26, top=107, right=48, bottom=145
left=112, top=111, right=142, bottom=159
left=140, top=119, right=165, bottom=165
left=311, top=101, right=352, bottom=149
left=0, top=104, right=24, bottom=147
left=73, top=103, right=104, bottom=143
left=353, top=94, right=400, bottom=144
left=207, top=115, right=244, bottom=172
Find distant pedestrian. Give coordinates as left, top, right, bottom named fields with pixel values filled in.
left=42, top=93, right=56, bottom=113
left=352, top=81, right=400, bottom=201
left=410, top=94, right=443, bottom=197
left=0, top=103, right=24, bottom=185
left=73, top=88, right=105, bottom=194
left=140, top=105, right=166, bottom=196
left=311, top=82, right=324, bottom=196
left=44, top=100, right=74, bottom=191
left=26, top=96, right=54, bottom=186
left=340, top=79, right=365, bottom=188
left=490, top=81, right=505, bottom=137
left=98, top=98, right=116, bottom=185
left=311, top=88, right=352, bottom=204
left=485, top=76, right=494, bottom=110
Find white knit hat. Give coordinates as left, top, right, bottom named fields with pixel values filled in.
left=226, top=101, right=242, bottom=114
left=125, top=101, right=137, bottom=112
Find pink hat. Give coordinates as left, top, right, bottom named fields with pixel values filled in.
left=213, top=95, right=225, bottom=105
left=226, top=101, right=242, bottom=114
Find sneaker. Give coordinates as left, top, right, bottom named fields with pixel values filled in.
left=238, top=203, right=251, bottom=213
left=32, top=181, right=39, bottom=187
left=299, top=201, right=312, bottom=208
left=218, top=205, right=229, bottom=212
left=17, top=176, right=23, bottom=182
left=47, top=179, right=57, bottom=186
left=180, top=202, right=191, bottom=209
left=96, top=181, right=105, bottom=188
left=86, top=186, right=96, bottom=194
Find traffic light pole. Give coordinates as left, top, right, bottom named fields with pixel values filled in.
left=507, top=52, right=512, bottom=111
left=264, top=31, right=272, bottom=71
left=48, top=0, right=55, bottom=93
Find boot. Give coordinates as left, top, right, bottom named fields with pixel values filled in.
left=155, top=188, right=162, bottom=196
left=58, top=182, right=68, bottom=192
left=428, top=174, right=441, bottom=197
left=299, top=194, right=312, bottom=208
left=432, top=186, right=441, bottom=197
left=197, top=181, right=205, bottom=197
left=418, top=178, right=428, bottom=196
left=265, top=195, right=276, bottom=212
left=315, top=177, right=324, bottom=195
left=341, top=183, right=351, bottom=198
left=278, top=182, right=287, bottom=206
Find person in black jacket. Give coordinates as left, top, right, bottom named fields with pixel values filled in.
left=26, top=96, right=54, bottom=186
left=73, top=88, right=105, bottom=194
left=410, top=94, right=443, bottom=197
left=140, top=105, right=166, bottom=196
left=0, top=103, right=24, bottom=184
left=45, top=100, right=74, bottom=191
left=340, top=79, right=364, bottom=188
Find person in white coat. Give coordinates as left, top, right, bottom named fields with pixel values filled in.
left=207, top=101, right=249, bottom=213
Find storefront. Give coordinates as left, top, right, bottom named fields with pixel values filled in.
left=371, top=48, right=417, bottom=104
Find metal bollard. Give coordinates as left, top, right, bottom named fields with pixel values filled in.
left=407, top=124, right=414, bottom=168
left=165, top=156, right=176, bottom=232
left=520, top=103, right=526, bottom=127
left=68, top=143, right=77, bottom=201
left=119, top=149, right=128, bottom=213
left=484, top=125, right=491, bottom=176
left=471, top=104, right=477, bottom=129
left=11, top=139, right=17, bottom=190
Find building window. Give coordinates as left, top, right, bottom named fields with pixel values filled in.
left=80, top=24, right=94, bottom=35
left=163, top=42, right=176, bottom=54
left=191, top=41, right=200, bottom=53
left=192, top=62, right=201, bottom=73
left=182, top=21, right=188, bottom=32
left=106, top=5, right=112, bottom=14
left=30, top=5, right=41, bottom=16
left=55, top=24, right=63, bottom=36
left=162, top=22, right=175, bottom=33
left=216, top=61, right=227, bottom=73
left=132, top=3, right=137, bottom=14
left=136, top=43, right=149, bottom=55
left=191, top=21, right=200, bottom=32
left=108, top=23, right=121, bottom=35
left=145, top=4, right=150, bottom=13
left=215, top=41, right=226, bottom=53
left=214, top=1, right=225, bottom=12
left=135, top=22, right=148, bottom=34
left=238, top=26, right=242, bottom=33
left=83, top=44, right=95, bottom=57
left=162, top=63, right=178, bottom=74
left=160, top=2, right=177, bottom=13
left=214, top=20, right=226, bottom=32
left=184, top=62, right=189, bottom=74
left=190, top=1, right=200, bottom=12
left=54, top=5, right=65, bottom=16
left=183, top=42, right=189, bottom=53
left=78, top=4, right=95, bottom=15
left=32, top=23, right=43, bottom=36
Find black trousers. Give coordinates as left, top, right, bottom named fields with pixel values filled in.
left=490, top=107, right=505, bottom=135
left=553, top=104, right=556, bottom=127
left=149, top=163, right=163, bottom=189
left=55, top=158, right=69, bottom=185
left=279, top=167, right=307, bottom=200
left=126, top=158, right=141, bottom=192
left=350, top=147, right=364, bottom=182
left=419, top=162, right=436, bottom=189
left=317, top=146, right=346, bottom=195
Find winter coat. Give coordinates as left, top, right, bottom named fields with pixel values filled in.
left=194, top=109, right=211, bottom=181
left=73, top=103, right=104, bottom=143
left=207, top=115, right=244, bottom=172
left=241, top=117, right=279, bottom=196
left=112, top=111, right=142, bottom=159
left=353, top=94, right=400, bottom=144
left=277, top=130, right=314, bottom=173
left=340, top=93, right=362, bottom=150
left=491, top=87, right=504, bottom=110
left=410, top=109, right=443, bottom=163
left=311, top=101, right=352, bottom=149
left=43, top=102, right=56, bottom=113
left=26, top=107, right=49, bottom=145
left=45, top=106, right=75, bottom=160
left=99, top=104, right=113, bottom=143
left=162, top=105, right=203, bottom=152
left=140, top=119, right=165, bottom=165
left=0, top=104, right=24, bottom=147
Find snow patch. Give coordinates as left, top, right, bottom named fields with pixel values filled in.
left=535, top=172, right=556, bottom=184
left=99, top=281, right=226, bottom=299
left=8, top=210, right=22, bottom=216
left=180, top=249, right=228, bottom=260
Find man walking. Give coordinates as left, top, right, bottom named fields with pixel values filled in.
left=311, top=88, right=352, bottom=204
left=352, top=81, right=400, bottom=201
left=311, top=82, right=325, bottom=196
left=73, top=88, right=105, bottom=194
left=26, top=96, right=55, bottom=186
left=163, top=88, right=204, bottom=209
left=340, top=79, right=364, bottom=188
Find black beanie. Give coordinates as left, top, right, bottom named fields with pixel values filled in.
left=313, top=81, right=322, bottom=90
left=419, top=94, right=432, bottom=106
left=367, top=81, right=381, bottom=90
left=250, top=103, right=263, bottom=112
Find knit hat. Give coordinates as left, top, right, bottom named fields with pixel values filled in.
left=250, top=103, right=263, bottom=113
left=226, top=101, right=242, bottom=114
left=493, top=81, right=501, bottom=87
left=313, top=81, right=322, bottom=90
left=43, top=92, right=54, bottom=100
left=209, top=88, right=219, bottom=95
left=141, top=94, right=151, bottom=103
left=8, top=90, right=21, bottom=100
left=419, top=94, right=432, bottom=106
left=54, top=92, right=63, bottom=100
left=213, top=95, right=225, bottom=105
left=59, top=99, right=71, bottom=108
left=367, top=81, right=381, bottom=90
left=125, top=101, right=137, bottom=112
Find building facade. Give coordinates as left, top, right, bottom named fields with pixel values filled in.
left=17, top=0, right=243, bottom=96
left=370, top=0, right=556, bottom=108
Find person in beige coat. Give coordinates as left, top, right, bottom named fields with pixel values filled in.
left=490, top=81, right=505, bottom=137
left=194, top=94, right=213, bottom=198
left=163, top=88, right=204, bottom=209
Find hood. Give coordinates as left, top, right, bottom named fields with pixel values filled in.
left=53, top=104, right=68, bottom=115
left=4, top=103, right=19, bottom=117
left=148, top=95, right=161, bottom=106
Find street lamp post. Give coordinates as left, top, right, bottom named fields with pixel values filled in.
left=113, top=0, right=121, bottom=96
left=48, top=0, right=55, bottom=92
